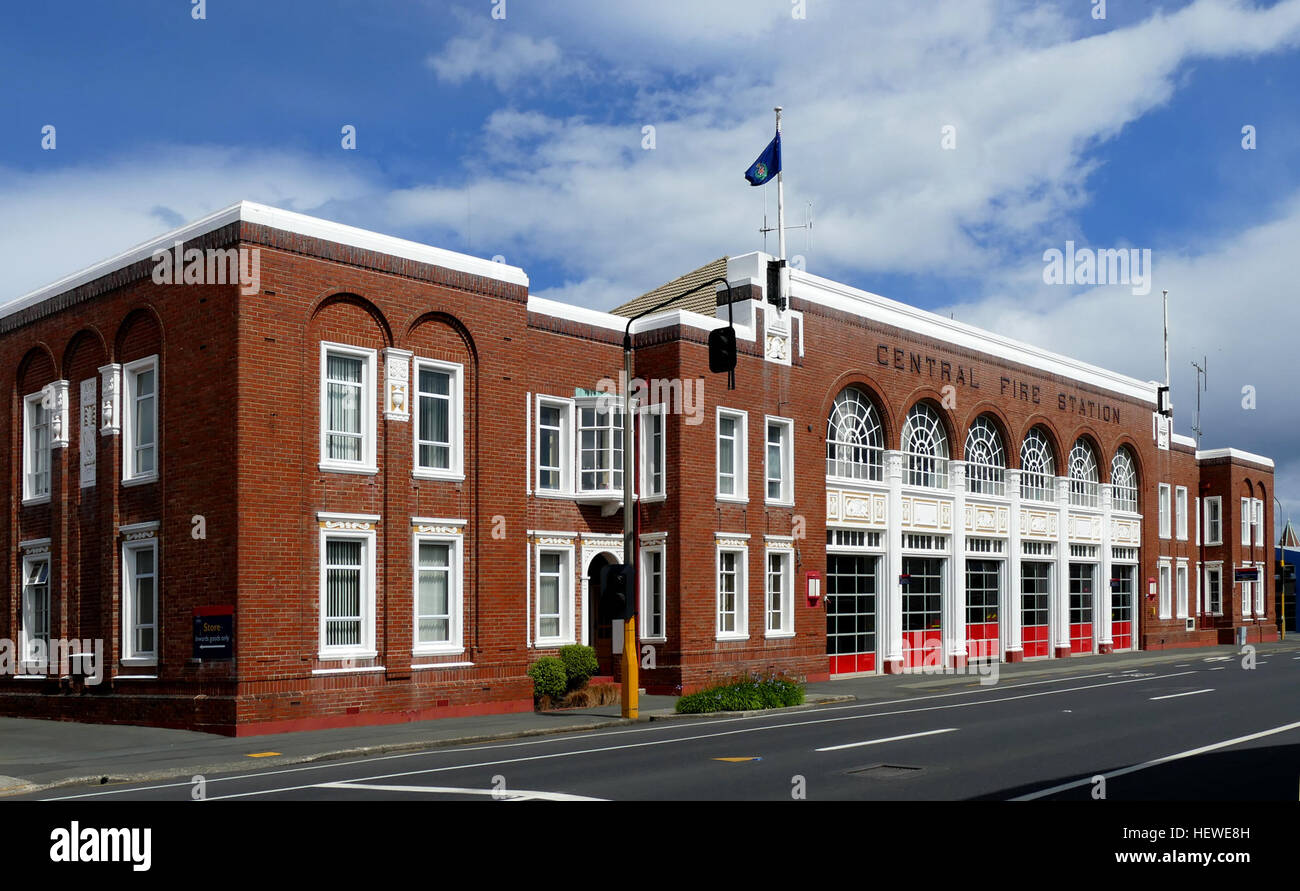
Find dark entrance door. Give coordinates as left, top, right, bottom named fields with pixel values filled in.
left=587, top=553, right=617, bottom=677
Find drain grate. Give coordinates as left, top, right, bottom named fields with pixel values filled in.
left=847, top=764, right=924, bottom=779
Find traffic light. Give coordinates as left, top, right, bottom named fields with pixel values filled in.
left=766, top=258, right=787, bottom=311
left=599, top=563, right=634, bottom=620
left=708, top=327, right=737, bottom=376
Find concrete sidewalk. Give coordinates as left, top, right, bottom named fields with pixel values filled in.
left=2, top=640, right=1293, bottom=798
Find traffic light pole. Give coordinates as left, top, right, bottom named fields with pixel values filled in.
left=620, top=276, right=735, bottom=720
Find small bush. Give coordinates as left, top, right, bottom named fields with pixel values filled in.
left=558, top=644, right=599, bottom=691
left=528, top=657, right=567, bottom=702
left=675, top=673, right=805, bottom=714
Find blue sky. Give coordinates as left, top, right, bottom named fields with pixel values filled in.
left=3, top=0, right=1300, bottom=519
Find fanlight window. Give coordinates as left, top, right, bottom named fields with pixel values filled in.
left=1111, top=447, right=1138, bottom=513
left=964, top=416, right=1006, bottom=496
left=1020, top=428, right=1056, bottom=502
left=1068, top=439, right=1100, bottom=508
left=826, top=388, right=883, bottom=482
left=901, top=403, right=949, bottom=489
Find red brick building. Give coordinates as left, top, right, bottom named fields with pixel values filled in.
left=0, top=203, right=1277, bottom=734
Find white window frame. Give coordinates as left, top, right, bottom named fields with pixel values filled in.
left=412, top=358, right=464, bottom=481
left=764, top=545, right=795, bottom=638
left=22, top=392, right=50, bottom=503
left=1175, top=486, right=1188, bottom=541
left=716, top=541, right=749, bottom=640
left=534, top=544, right=575, bottom=647
left=1254, top=561, right=1266, bottom=615
left=716, top=408, right=748, bottom=503
left=575, top=395, right=625, bottom=496
left=1205, top=564, right=1222, bottom=615
left=121, top=537, right=160, bottom=665
left=1252, top=498, right=1264, bottom=547
left=412, top=530, right=464, bottom=656
left=1175, top=560, right=1189, bottom=619
left=319, top=342, right=377, bottom=475
left=1240, top=570, right=1251, bottom=617
left=535, top=395, right=574, bottom=495
left=318, top=523, right=377, bottom=660
left=640, top=403, right=667, bottom=501
left=1204, top=497, right=1222, bottom=546
left=640, top=539, right=667, bottom=642
left=1157, top=560, right=1171, bottom=620
left=1195, top=496, right=1201, bottom=546
left=121, top=355, right=160, bottom=485
left=1241, top=497, right=1251, bottom=547
left=19, top=553, right=51, bottom=671
left=1157, top=484, right=1171, bottom=540
left=764, top=416, right=795, bottom=506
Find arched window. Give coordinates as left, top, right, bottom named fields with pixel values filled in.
left=1020, top=428, right=1055, bottom=502
left=964, top=416, right=1006, bottom=496
left=826, top=387, right=883, bottom=482
left=1111, top=447, right=1138, bottom=512
left=902, top=403, right=949, bottom=488
left=1068, top=438, right=1100, bottom=508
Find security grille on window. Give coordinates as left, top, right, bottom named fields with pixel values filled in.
left=21, top=558, right=50, bottom=666
left=964, top=416, right=1006, bottom=496
left=826, top=387, right=883, bottom=482
left=324, top=539, right=364, bottom=647
left=1110, top=448, right=1138, bottom=512
left=23, top=394, right=50, bottom=501
left=1068, top=439, right=1099, bottom=508
left=1020, top=429, right=1055, bottom=502
left=902, top=403, right=949, bottom=488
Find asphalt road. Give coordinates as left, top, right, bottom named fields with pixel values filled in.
left=31, top=646, right=1300, bottom=802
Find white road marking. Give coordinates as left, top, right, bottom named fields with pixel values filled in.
left=1149, top=688, right=1214, bottom=701
left=1204, top=656, right=1232, bottom=662
left=315, top=781, right=605, bottom=801
left=815, top=728, right=956, bottom=752
left=38, top=669, right=1125, bottom=800
left=198, top=672, right=1201, bottom=801
left=1209, top=667, right=1226, bottom=671
left=1013, top=720, right=1300, bottom=801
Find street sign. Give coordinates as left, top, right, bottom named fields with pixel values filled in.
left=193, top=606, right=234, bottom=660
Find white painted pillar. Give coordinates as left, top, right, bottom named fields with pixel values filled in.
left=883, top=450, right=905, bottom=670
left=1056, top=477, right=1072, bottom=657
left=1006, top=469, right=1023, bottom=659
left=949, top=461, right=968, bottom=665
left=1098, top=485, right=1114, bottom=651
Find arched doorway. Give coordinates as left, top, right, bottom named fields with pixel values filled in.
left=587, top=552, right=619, bottom=677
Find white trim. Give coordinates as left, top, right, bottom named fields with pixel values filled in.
left=715, top=539, right=749, bottom=641
left=533, top=542, right=576, bottom=647
left=1175, top=559, right=1189, bottom=619
left=716, top=407, right=748, bottom=503
left=0, top=201, right=527, bottom=323
left=19, top=552, right=51, bottom=671
left=316, top=511, right=381, bottom=524
left=763, top=544, right=795, bottom=637
left=411, top=661, right=474, bottom=670
left=640, top=402, right=667, bottom=500
left=311, top=665, right=386, bottom=676
left=535, top=394, right=575, bottom=495
left=22, top=391, right=50, bottom=503
left=1157, top=483, right=1171, bottom=540
left=1204, top=496, right=1223, bottom=546
left=1157, top=559, right=1172, bottom=620
left=412, top=357, right=465, bottom=481
left=412, top=529, right=464, bottom=656
left=18, top=537, right=52, bottom=552
left=764, top=415, right=795, bottom=506
left=319, top=342, right=378, bottom=475
left=1175, top=486, right=1188, bottom=541
left=121, top=537, right=159, bottom=665
left=318, top=522, right=378, bottom=660
left=639, top=541, right=668, bottom=642
left=1194, top=448, right=1273, bottom=468
left=121, top=355, right=159, bottom=485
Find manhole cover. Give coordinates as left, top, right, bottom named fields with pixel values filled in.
left=847, top=764, right=923, bottom=779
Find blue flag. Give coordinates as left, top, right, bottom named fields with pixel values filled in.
left=745, top=132, right=781, bottom=186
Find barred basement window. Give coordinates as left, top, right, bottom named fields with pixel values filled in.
left=1068, top=439, right=1099, bottom=508
left=1110, top=448, right=1138, bottom=512
left=964, top=416, right=1006, bottom=496
left=1020, top=428, right=1056, bottom=502
left=826, top=388, right=883, bottom=482
left=902, top=403, right=949, bottom=488
left=1022, top=540, right=1055, bottom=557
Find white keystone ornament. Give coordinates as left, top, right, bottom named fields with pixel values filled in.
left=383, top=348, right=412, bottom=422
left=99, top=364, right=122, bottom=435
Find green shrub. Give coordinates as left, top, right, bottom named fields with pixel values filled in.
left=527, top=657, right=567, bottom=702
left=558, top=644, right=599, bottom=691
left=675, top=673, right=805, bottom=714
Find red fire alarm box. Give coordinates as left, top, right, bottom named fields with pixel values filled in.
left=806, top=571, right=823, bottom=607
left=1146, top=577, right=1157, bottom=601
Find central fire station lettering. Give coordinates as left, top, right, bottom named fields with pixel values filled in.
left=876, top=344, right=979, bottom=388
left=876, top=341, right=1120, bottom=424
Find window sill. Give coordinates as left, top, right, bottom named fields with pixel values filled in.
left=413, top=470, right=466, bottom=483
left=533, top=639, right=576, bottom=649
left=412, top=645, right=466, bottom=658
left=123, top=474, right=159, bottom=488
left=639, top=636, right=668, bottom=644
left=13, top=674, right=48, bottom=681
left=311, top=665, right=386, bottom=676
left=765, top=499, right=796, bottom=509
left=764, top=631, right=796, bottom=640
left=21, top=495, right=51, bottom=507
left=318, top=462, right=378, bottom=476
left=412, top=661, right=475, bottom=670
left=120, top=657, right=157, bottom=668
left=716, top=634, right=749, bottom=642
left=112, top=673, right=158, bottom=681
left=316, top=650, right=378, bottom=663
left=715, top=495, right=749, bottom=505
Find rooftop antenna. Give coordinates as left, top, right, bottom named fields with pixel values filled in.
left=1191, top=355, right=1207, bottom=449
left=760, top=200, right=813, bottom=255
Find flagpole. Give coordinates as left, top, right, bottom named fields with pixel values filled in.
left=775, top=106, right=789, bottom=308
